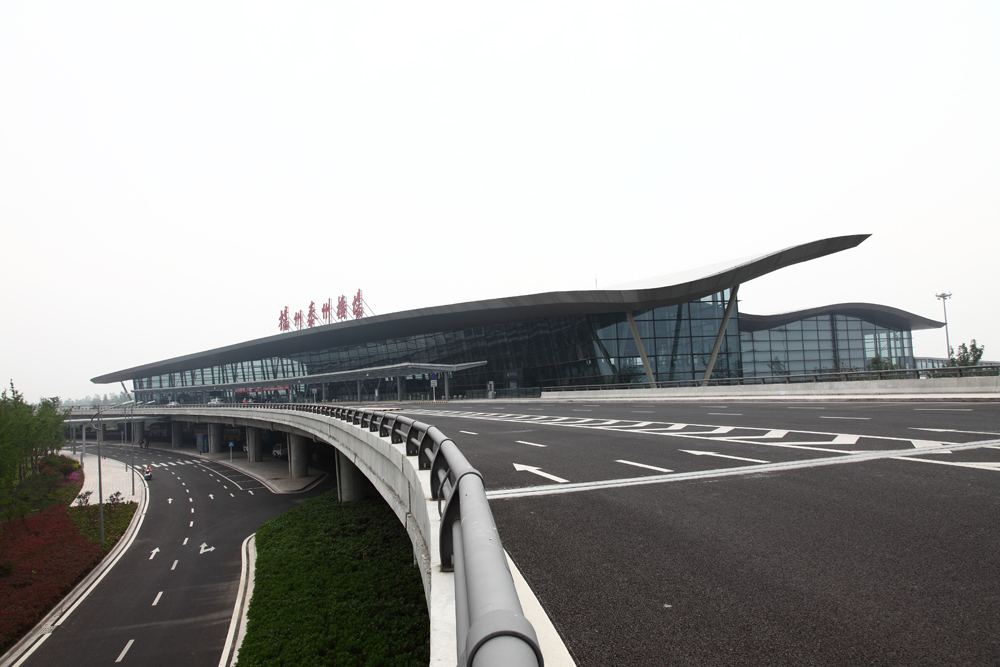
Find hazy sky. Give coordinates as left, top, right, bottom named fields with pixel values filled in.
left=2, top=1, right=998, bottom=402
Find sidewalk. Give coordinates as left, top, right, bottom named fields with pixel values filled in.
left=145, top=441, right=326, bottom=494
left=60, top=445, right=146, bottom=506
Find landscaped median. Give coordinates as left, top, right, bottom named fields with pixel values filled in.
left=0, top=454, right=137, bottom=654
left=238, top=491, right=429, bottom=666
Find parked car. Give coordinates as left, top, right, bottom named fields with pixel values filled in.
left=166, top=401, right=180, bottom=407
left=208, top=398, right=223, bottom=405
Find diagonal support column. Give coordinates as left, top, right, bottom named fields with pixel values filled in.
left=626, top=311, right=656, bottom=385
left=701, top=284, right=740, bottom=386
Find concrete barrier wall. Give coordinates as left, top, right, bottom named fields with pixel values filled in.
left=543, top=375, right=1000, bottom=400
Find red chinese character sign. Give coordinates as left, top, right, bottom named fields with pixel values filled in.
left=321, top=298, right=332, bottom=325
left=293, top=310, right=304, bottom=330
left=336, top=295, right=347, bottom=321
left=352, top=289, right=364, bottom=319
left=278, top=307, right=290, bottom=332
left=307, top=301, right=319, bottom=328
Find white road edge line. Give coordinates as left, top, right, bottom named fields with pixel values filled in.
left=219, top=534, right=255, bottom=667
left=459, top=431, right=478, bottom=435
left=115, top=639, right=135, bottom=663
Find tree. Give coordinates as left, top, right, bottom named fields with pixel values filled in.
left=948, top=340, right=985, bottom=367
left=867, top=355, right=897, bottom=371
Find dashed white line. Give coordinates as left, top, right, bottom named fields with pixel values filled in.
left=189, top=521, right=193, bottom=527
left=820, top=416, right=871, bottom=420
left=152, top=591, right=163, bottom=606
left=459, top=431, right=478, bottom=435
left=183, top=537, right=188, bottom=545
left=914, top=408, right=973, bottom=411
left=171, top=560, right=178, bottom=571
left=708, top=413, right=742, bottom=416
left=115, top=639, right=135, bottom=663
left=516, top=440, right=547, bottom=448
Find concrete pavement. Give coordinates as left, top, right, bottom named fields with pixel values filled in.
left=61, top=445, right=146, bottom=506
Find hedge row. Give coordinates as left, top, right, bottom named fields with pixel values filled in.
left=240, top=493, right=430, bottom=667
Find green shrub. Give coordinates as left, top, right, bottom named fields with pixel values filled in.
left=240, top=493, right=430, bottom=667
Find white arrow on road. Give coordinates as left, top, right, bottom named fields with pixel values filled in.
left=149, top=547, right=160, bottom=560
left=513, top=463, right=569, bottom=484
left=209, top=494, right=214, bottom=500
left=167, top=498, right=172, bottom=504
left=679, top=450, right=770, bottom=464
left=199, top=543, right=215, bottom=554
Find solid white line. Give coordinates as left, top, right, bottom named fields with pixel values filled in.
left=788, top=407, right=825, bottom=409
left=171, top=560, right=178, bottom=570
left=459, top=431, right=478, bottom=435
left=115, top=639, right=134, bottom=663
left=616, top=460, right=673, bottom=473
left=516, top=440, right=547, bottom=448
left=820, top=416, right=871, bottom=420
left=152, top=591, right=163, bottom=606
left=914, top=408, right=973, bottom=411
left=708, top=413, right=742, bottom=416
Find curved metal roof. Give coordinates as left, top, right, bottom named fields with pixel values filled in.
left=93, top=234, right=869, bottom=383
left=739, top=302, right=944, bottom=333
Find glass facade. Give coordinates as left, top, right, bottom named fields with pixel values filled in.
left=133, top=290, right=741, bottom=400
left=739, top=314, right=914, bottom=376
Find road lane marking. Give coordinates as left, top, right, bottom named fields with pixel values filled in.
left=189, top=521, right=193, bottom=527
left=630, top=411, right=655, bottom=413
left=459, top=431, right=478, bottom=435
left=149, top=548, right=159, bottom=560
left=191, top=508, right=194, bottom=513
left=230, top=493, right=234, bottom=497
left=152, top=592, right=163, bottom=606
left=487, top=438, right=999, bottom=499
left=516, top=440, right=547, bottom=448
left=788, top=407, right=825, bottom=409
left=820, top=416, right=871, bottom=420
left=708, top=413, right=741, bottom=416
left=200, top=543, right=216, bottom=554
left=910, top=427, right=1000, bottom=436
left=183, top=538, right=188, bottom=545
left=512, top=463, right=569, bottom=483
left=680, top=450, right=770, bottom=464
left=913, top=408, right=973, bottom=411
left=115, top=639, right=134, bottom=663
left=171, top=560, right=178, bottom=570
left=616, top=460, right=673, bottom=473
left=188, top=497, right=192, bottom=502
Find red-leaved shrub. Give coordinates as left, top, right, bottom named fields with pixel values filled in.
left=0, top=505, right=102, bottom=651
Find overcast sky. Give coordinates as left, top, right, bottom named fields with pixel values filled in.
left=2, top=1, right=998, bottom=403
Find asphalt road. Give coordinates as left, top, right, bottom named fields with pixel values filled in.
left=23, top=445, right=333, bottom=667
left=400, top=399, right=1000, bottom=667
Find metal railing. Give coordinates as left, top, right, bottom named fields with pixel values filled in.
left=541, top=364, right=1000, bottom=392
left=89, top=402, right=543, bottom=667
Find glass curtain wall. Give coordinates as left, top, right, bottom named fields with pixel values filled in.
left=740, top=314, right=914, bottom=377
left=133, top=290, right=741, bottom=400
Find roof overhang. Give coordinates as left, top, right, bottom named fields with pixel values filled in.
left=739, top=303, right=944, bottom=333
left=93, top=234, right=869, bottom=384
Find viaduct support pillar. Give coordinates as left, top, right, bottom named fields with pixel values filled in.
left=246, top=427, right=263, bottom=463
left=357, top=379, right=362, bottom=402
left=336, top=451, right=370, bottom=501
left=209, top=423, right=224, bottom=454
left=397, top=375, right=403, bottom=402
left=288, top=434, right=309, bottom=479
left=444, top=373, right=450, bottom=401
left=135, top=421, right=145, bottom=445
left=171, top=421, right=182, bottom=449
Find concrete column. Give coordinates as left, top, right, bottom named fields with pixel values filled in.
left=357, top=379, right=362, bottom=402
left=80, top=425, right=87, bottom=459
left=171, top=421, right=182, bottom=449
left=397, top=375, right=403, bottom=402
left=246, top=427, right=262, bottom=463
left=321, top=383, right=326, bottom=402
left=289, top=434, right=309, bottom=479
left=135, top=420, right=145, bottom=445
left=701, top=284, right=740, bottom=385
left=336, top=450, right=370, bottom=501
left=444, top=372, right=450, bottom=401
left=209, top=423, right=224, bottom=454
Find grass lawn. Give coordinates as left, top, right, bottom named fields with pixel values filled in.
left=240, top=492, right=430, bottom=667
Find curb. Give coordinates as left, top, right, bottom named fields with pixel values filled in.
left=0, top=468, right=150, bottom=667
left=219, top=533, right=256, bottom=667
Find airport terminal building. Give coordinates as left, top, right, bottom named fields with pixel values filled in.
left=93, top=235, right=944, bottom=402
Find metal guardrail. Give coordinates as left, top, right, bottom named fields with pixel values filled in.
left=541, top=364, right=1000, bottom=392
left=82, top=402, right=543, bottom=667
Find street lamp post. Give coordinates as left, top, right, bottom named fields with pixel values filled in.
left=90, top=407, right=105, bottom=545
left=936, top=292, right=952, bottom=360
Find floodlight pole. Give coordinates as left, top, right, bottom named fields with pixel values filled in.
left=936, top=292, right=952, bottom=359
left=91, top=407, right=105, bottom=545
